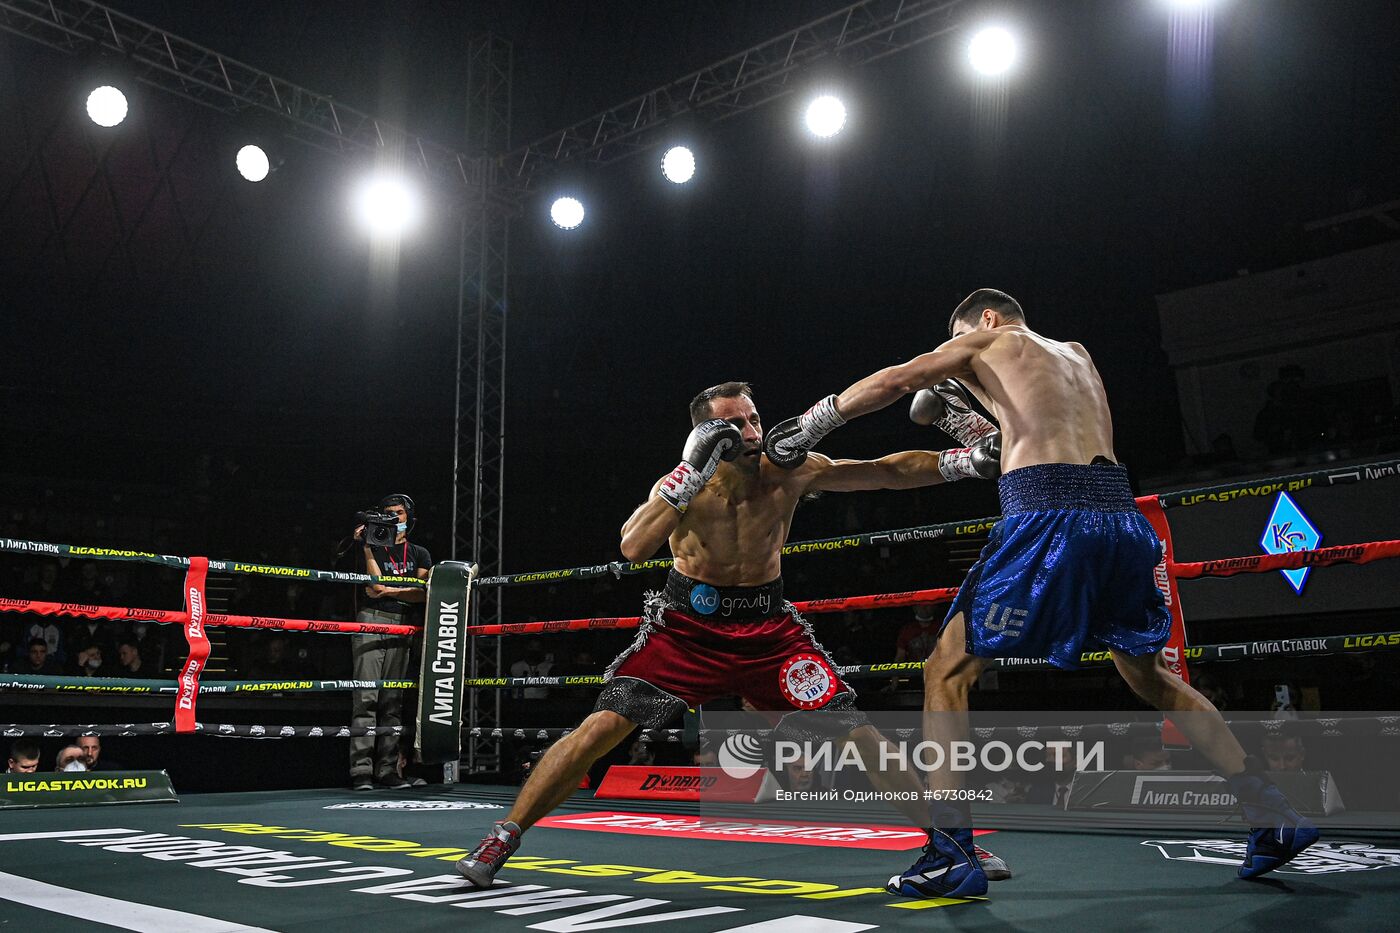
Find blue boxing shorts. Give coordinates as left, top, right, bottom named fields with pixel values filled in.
left=942, top=461, right=1171, bottom=670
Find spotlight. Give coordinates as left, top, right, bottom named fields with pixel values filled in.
left=235, top=144, right=271, bottom=182
left=661, top=146, right=696, bottom=184
left=1164, top=0, right=1215, bottom=7
left=85, top=85, right=128, bottom=127
left=550, top=196, right=585, bottom=230
left=353, top=173, right=422, bottom=237
left=968, top=26, right=1018, bottom=77
left=804, top=95, right=847, bottom=138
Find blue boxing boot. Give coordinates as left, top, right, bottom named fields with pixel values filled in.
left=1227, top=757, right=1320, bottom=879
left=886, top=827, right=989, bottom=899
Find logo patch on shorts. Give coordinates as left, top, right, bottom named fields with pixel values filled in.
left=779, top=653, right=839, bottom=709
left=690, top=583, right=719, bottom=615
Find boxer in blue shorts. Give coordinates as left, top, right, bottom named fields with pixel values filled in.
left=768, top=287, right=1319, bottom=900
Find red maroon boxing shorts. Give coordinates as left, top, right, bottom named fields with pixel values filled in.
left=593, top=569, right=858, bottom=728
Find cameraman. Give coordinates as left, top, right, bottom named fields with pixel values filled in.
left=345, top=494, right=432, bottom=791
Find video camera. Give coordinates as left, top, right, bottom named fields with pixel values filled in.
left=355, top=509, right=399, bottom=548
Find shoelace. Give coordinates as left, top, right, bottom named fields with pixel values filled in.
left=471, top=831, right=516, bottom=864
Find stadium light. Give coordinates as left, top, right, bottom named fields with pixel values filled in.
left=550, top=196, right=585, bottom=230
left=968, top=26, right=1019, bottom=77
left=804, top=95, right=847, bottom=138
left=85, top=85, right=128, bottom=127
left=353, top=173, right=422, bottom=238
left=235, top=144, right=271, bottom=182
left=661, top=146, right=696, bottom=184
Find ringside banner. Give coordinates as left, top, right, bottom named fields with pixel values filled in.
left=415, top=561, right=476, bottom=764
left=1, top=770, right=177, bottom=809
left=696, top=710, right=1400, bottom=831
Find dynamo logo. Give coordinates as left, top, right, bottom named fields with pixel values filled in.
left=690, top=583, right=719, bottom=615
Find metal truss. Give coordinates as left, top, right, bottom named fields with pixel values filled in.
left=497, top=0, right=968, bottom=193
left=455, top=34, right=512, bottom=772
left=0, top=0, right=482, bottom=193
left=2, top=0, right=974, bottom=778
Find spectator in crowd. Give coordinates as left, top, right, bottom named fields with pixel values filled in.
left=66, top=616, right=116, bottom=662
left=34, top=561, right=62, bottom=603
left=510, top=639, right=553, bottom=701
left=126, top=621, right=165, bottom=672
left=77, top=735, right=122, bottom=771
left=22, top=615, right=64, bottom=663
left=1128, top=737, right=1171, bottom=771
left=783, top=760, right=834, bottom=794
left=1192, top=670, right=1229, bottom=710
left=1026, top=744, right=1076, bottom=809
left=114, top=639, right=156, bottom=678
left=0, top=615, right=21, bottom=668
left=54, top=745, right=86, bottom=771
left=984, top=774, right=1027, bottom=803
left=17, top=637, right=61, bottom=675
left=692, top=744, right=718, bottom=768
left=626, top=738, right=655, bottom=766
left=69, top=561, right=106, bottom=602
left=7, top=739, right=39, bottom=773
left=1262, top=732, right=1307, bottom=772
left=22, top=564, right=64, bottom=661
left=68, top=643, right=117, bottom=678
left=887, top=605, right=942, bottom=690
left=247, top=635, right=310, bottom=680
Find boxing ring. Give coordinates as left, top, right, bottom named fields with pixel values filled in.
left=3, top=458, right=1400, bottom=930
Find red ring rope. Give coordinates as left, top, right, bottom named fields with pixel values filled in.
left=0, top=597, right=420, bottom=636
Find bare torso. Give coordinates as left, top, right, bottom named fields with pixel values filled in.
left=667, top=460, right=811, bottom=586
left=962, top=327, right=1116, bottom=473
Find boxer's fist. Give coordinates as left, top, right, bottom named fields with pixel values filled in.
left=684, top=418, right=743, bottom=467
left=764, top=395, right=846, bottom=469
left=911, top=379, right=997, bottom=446
left=658, top=419, right=742, bottom=512
left=937, top=431, right=1002, bottom=483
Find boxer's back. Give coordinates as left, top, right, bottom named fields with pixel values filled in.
left=968, top=327, right=1116, bottom=473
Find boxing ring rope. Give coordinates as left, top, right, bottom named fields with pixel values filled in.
left=462, top=457, right=1400, bottom=588
left=0, top=598, right=421, bottom=636
left=2, top=457, right=1398, bottom=740
left=4, top=624, right=1397, bottom=697
left=465, top=539, right=1400, bottom=636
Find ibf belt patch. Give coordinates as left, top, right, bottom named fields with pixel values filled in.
left=779, top=653, right=839, bottom=710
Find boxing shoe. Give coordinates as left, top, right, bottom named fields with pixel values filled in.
left=456, top=820, right=522, bottom=888
left=1227, top=759, right=1320, bottom=879
left=975, top=844, right=1012, bottom=881
left=886, top=828, right=989, bottom=899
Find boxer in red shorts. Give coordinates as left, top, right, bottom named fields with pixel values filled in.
left=457, top=381, right=1003, bottom=888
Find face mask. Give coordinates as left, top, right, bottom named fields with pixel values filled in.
left=87, top=658, right=101, bottom=669
left=63, top=760, right=87, bottom=772
left=396, top=522, right=408, bottom=534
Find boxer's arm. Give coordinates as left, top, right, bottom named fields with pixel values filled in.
left=619, top=480, right=682, bottom=563
left=835, top=331, right=996, bottom=421
left=803, top=451, right=944, bottom=492
left=622, top=419, right=741, bottom=561
left=804, top=440, right=998, bottom=493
